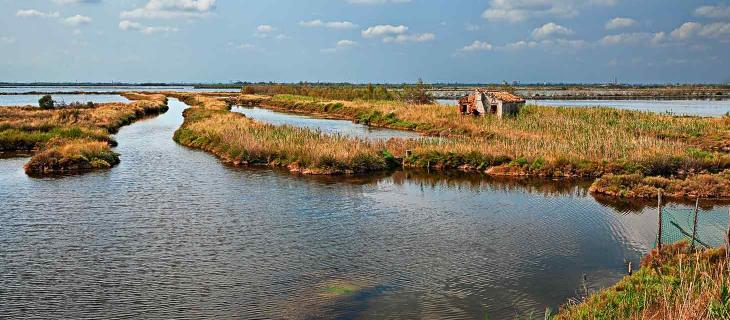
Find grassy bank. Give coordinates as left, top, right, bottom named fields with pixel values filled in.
left=556, top=242, right=730, bottom=319
left=173, top=103, right=395, bottom=174
left=173, top=93, right=730, bottom=198
left=590, top=170, right=730, bottom=199
left=0, top=93, right=168, bottom=175
left=243, top=94, right=730, bottom=175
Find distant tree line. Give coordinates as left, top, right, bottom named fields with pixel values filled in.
left=242, top=80, right=434, bottom=104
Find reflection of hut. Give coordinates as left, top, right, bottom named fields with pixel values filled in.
left=458, top=89, right=526, bottom=118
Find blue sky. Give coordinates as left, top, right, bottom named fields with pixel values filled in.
left=0, top=0, right=729, bottom=84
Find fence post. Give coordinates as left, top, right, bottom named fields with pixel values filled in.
left=691, top=197, right=699, bottom=251
left=726, top=208, right=730, bottom=259
left=657, top=189, right=663, bottom=250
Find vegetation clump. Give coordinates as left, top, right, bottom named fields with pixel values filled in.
left=556, top=242, right=730, bottom=320
left=38, top=95, right=54, bottom=109
left=24, top=139, right=120, bottom=175
left=171, top=93, right=730, bottom=198
left=0, top=92, right=168, bottom=175
left=589, top=170, right=730, bottom=199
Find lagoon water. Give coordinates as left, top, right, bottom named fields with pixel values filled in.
left=438, top=99, right=730, bottom=117
left=0, top=94, right=130, bottom=107
left=0, top=86, right=240, bottom=94
left=1, top=99, right=727, bottom=319
left=232, top=106, right=422, bottom=140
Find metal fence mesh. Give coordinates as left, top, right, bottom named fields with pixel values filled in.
left=659, top=205, right=729, bottom=248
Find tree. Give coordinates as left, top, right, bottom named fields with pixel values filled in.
left=38, top=95, right=54, bottom=109
left=402, top=78, right=434, bottom=104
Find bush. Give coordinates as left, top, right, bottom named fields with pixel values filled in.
left=38, top=95, right=54, bottom=109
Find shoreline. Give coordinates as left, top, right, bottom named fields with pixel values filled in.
left=170, top=92, right=730, bottom=200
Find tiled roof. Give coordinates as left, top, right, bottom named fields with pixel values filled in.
left=488, top=91, right=526, bottom=103
left=474, top=89, right=525, bottom=103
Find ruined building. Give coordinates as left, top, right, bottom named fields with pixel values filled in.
left=458, top=89, right=526, bottom=118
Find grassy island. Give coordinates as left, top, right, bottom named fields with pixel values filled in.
left=555, top=242, right=730, bottom=319
left=0, top=92, right=168, bottom=175
left=168, top=92, right=730, bottom=198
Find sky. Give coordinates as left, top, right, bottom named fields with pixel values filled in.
left=0, top=0, right=729, bottom=84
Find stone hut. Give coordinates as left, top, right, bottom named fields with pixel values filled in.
left=458, top=89, right=526, bottom=118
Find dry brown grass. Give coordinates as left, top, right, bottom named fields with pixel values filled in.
left=590, top=170, right=730, bottom=199
left=174, top=108, right=393, bottom=174
left=172, top=93, right=730, bottom=187
left=249, top=94, right=729, bottom=177
left=24, top=139, right=120, bottom=175
left=0, top=92, right=167, bottom=175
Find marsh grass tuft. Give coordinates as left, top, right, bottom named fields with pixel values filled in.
left=556, top=242, right=730, bottom=320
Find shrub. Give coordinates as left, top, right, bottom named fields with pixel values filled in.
left=38, top=95, right=54, bottom=109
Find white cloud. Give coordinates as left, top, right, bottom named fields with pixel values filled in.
left=698, top=22, right=730, bottom=39
left=337, top=39, right=357, bottom=47
left=531, top=22, right=573, bottom=40
left=0, top=36, right=16, bottom=44
left=671, top=22, right=703, bottom=40
left=16, top=9, right=60, bottom=18
left=257, top=24, right=275, bottom=33
left=500, top=40, right=538, bottom=50
left=383, top=33, right=435, bottom=43
left=695, top=5, right=730, bottom=19
left=361, top=24, right=408, bottom=38
left=63, top=14, right=92, bottom=26
left=600, top=32, right=651, bottom=45
left=300, top=20, right=358, bottom=29
left=605, top=17, right=636, bottom=30
left=119, top=20, right=178, bottom=34
left=321, top=39, right=358, bottom=53
left=121, top=0, right=216, bottom=19
left=650, top=32, right=667, bottom=45
left=460, top=40, right=493, bottom=52
left=482, top=0, right=617, bottom=22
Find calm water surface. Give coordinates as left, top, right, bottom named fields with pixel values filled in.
left=1, top=99, right=727, bottom=319
left=0, top=94, right=129, bottom=107
left=232, top=106, right=422, bottom=140
left=0, top=86, right=240, bottom=94
left=438, top=99, right=730, bottom=117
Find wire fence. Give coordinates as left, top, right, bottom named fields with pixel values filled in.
left=657, top=195, right=730, bottom=250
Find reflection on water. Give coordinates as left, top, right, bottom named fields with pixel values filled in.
left=437, top=99, right=730, bottom=117
left=231, top=106, right=422, bottom=140
left=0, top=94, right=129, bottom=107
left=1, top=99, right=727, bottom=319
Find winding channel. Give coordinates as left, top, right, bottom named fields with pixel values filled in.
left=1, top=98, right=727, bottom=319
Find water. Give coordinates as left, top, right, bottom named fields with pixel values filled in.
left=1, top=99, right=727, bottom=319
left=232, top=106, right=422, bottom=140
left=0, top=94, right=129, bottom=107
left=437, top=99, right=730, bottom=117
left=528, top=99, right=730, bottom=117
left=0, top=86, right=240, bottom=94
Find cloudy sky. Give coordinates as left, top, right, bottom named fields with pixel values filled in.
left=0, top=0, right=729, bottom=83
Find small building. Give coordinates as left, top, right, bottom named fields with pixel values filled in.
left=458, top=89, right=526, bottom=118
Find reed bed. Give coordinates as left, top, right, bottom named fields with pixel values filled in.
left=0, top=92, right=168, bottom=175
left=250, top=94, right=729, bottom=177
left=590, top=170, right=730, bottom=199
left=174, top=108, right=393, bottom=174
left=556, top=242, right=730, bottom=319
left=24, top=139, right=119, bottom=175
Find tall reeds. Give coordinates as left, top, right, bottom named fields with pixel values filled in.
left=556, top=242, right=730, bottom=319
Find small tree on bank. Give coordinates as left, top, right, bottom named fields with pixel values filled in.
left=39, top=95, right=54, bottom=109
left=402, top=78, right=434, bottom=104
